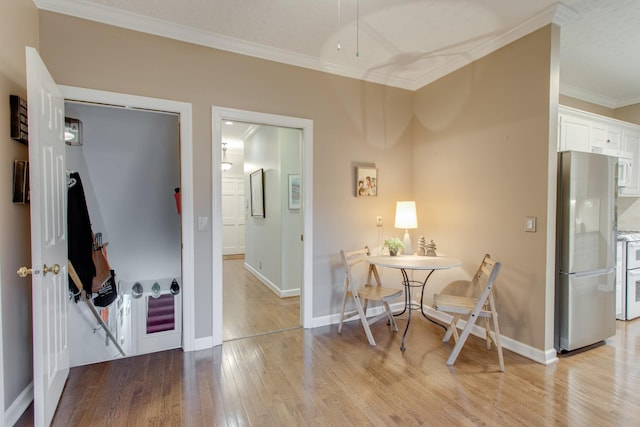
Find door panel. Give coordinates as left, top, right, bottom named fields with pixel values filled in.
left=222, top=177, right=245, bottom=255
left=26, top=46, right=69, bottom=427
left=559, top=270, right=616, bottom=351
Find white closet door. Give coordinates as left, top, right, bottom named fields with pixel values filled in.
left=222, top=177, right=246, bottom=255
left=26, top=46, right=70, bottom=427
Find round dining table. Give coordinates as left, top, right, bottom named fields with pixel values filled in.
left=367, top=255, right=462, bottom=351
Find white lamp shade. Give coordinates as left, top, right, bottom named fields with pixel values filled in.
left=395, top=201, right=418, bottom=229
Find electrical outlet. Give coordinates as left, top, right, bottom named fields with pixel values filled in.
left=376, top=216, right=383, bottom=227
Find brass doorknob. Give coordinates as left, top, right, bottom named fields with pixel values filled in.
left=43, top=264, right=60, bottom=275
left=17, top=267, right=33, bottom=278
left=17, top=263, right=60, bottom=278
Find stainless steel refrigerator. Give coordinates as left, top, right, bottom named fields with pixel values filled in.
left=555, top=150, right=617, bottom=352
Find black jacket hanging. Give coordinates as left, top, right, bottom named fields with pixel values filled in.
left=67, top=172, right=95, bottom=299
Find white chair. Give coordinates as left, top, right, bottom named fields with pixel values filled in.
left=433, top=254, right=504, bottom=371
left=338, top=247, right=402, bottom=346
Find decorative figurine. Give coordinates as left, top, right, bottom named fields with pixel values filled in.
left=417, top=236, right=426, bottom=256
left=426, top=239, right=437, bottom=257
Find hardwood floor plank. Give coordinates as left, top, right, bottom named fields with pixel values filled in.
left=223, top=258, right=300, bottom=341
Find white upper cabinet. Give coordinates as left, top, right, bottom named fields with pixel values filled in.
left=559, top=112, right=590, bottom=152
left=558, top=106, right=640, bottom=197
left=620, top=126, right=640, bottom=196
left=591, top=121, right=622, bottom=152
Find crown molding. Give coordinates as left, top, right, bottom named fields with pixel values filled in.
left=37, top=0, right=601, bottom=98
left=559, top=83, right=638, bottom=109
left=35, top=0, right=418, bottom=89
left=552, top=2, right=579, bottom=26
left=410, top=3, right=562, bottom=90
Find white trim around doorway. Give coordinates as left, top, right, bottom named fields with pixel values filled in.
left=211, top=107, right=313, bottom=347
left=59, top=85, right=196, bottom=351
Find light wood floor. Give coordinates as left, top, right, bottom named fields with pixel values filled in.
left=222, top=257, right=300, bottom=341
left=16, top=314, right=640, bottom=426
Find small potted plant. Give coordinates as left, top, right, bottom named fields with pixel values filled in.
left=384, top=237, right=404, bottom=256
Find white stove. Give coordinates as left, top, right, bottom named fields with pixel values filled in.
left=618, top=230, right=640, bottom=241
left=616, top=231, right=640, bottom=320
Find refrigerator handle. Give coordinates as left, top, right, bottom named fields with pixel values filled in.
left=567, top=268, right=616, bottom=278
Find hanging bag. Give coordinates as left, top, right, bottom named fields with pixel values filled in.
left=92, top=241, right=111, bottom=293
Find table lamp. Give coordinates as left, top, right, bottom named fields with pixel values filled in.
left=395, top=201, right=417, bottom=255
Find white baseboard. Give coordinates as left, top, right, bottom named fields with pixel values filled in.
left=312, top=301, right=556, bottom=365
left=194, top=299, right=558, bottom=365
left=5, top=381, right=33, bottom=427
left=420, top=306, right=556, bottom=365
left=243, top=262, right=300, bottom=298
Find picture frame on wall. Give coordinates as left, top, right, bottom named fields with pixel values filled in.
left=356, top=166, right=377, bottom=197
left=12, top=160, right=29, bottom=204
left=288, top=174, right=301, bottom=210
left=250, top=168, right=265, bottom=217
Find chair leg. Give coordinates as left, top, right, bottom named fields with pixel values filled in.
left=354, top=295, right=376, bottom=346
left=491, top=311, right=505, bottom=372
left=338, top=290, right=349, bottom=334
left=383, top=301, right=398, bottom=331
left=443, top=315, right=460, bottom=343
left=484, top=316, right=492, bottom=350
left=446, top=314, right=477, bottom=366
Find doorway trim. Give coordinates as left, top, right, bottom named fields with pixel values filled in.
left=59, top=85, right=196, bottom=351
left=211, top=107, right=313, bottom=346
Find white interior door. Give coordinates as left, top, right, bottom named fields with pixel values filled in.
left=222, top=177, right=245, bottom=255
left=26, top=46, right=70, bottom=427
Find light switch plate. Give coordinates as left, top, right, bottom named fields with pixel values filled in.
left=525, top=216, right=537, bottom=232
left=197, top=216, right=208, bottom=232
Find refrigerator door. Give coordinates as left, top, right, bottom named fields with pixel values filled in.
left=558, top=151, right=617, bottom=274
left=558, top=269, right=616, bottom=351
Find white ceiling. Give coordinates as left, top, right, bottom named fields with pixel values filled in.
left=36, top=0, right=640, bottom=109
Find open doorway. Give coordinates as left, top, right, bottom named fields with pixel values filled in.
left=220, top=122, right=302, bottom=340
left=211, top=107, right=313, bottom=346
left=64, top=101, right=183, bottom=365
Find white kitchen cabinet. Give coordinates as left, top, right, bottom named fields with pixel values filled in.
left=558, top=106, right=640, bottom=197
left=619, top=126, right=640, bottom=196
left=558, top=111, right=590, bottom=152
left=590, top=121, right=622, bottom=152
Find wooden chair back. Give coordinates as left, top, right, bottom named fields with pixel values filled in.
left=338, top=246, right=401, bottom=346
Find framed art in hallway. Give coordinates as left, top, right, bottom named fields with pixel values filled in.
left=356, top=166, right=377, bottom=197
left=288, top=174, right=300, bottom=210
left=250, top=168, right=265, bottom=217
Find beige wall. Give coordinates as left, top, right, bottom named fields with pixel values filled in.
left=614, top=103, right=640, bottom=126
left=413, top=26, right=557, bottom=350
left=0, top=0, right=38, bottom=411
left=560, top=95, right=615, bottom=118
left=38, top=11, right=415, bottom=334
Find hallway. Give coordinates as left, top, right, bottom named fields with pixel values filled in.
left=223, top=256, right=300, bottom=341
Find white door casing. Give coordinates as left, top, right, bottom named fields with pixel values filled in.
left=26, top=46, right=70, bottom=427
left=212, top=107, right=314, bottom=346
left=59, top=85, right=195, bottom=352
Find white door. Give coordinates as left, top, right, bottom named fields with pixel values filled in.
left=222, top=177, right=245, bottom=255
left=26, top=46, right=70, bottom=427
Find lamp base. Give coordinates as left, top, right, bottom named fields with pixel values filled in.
left=402, top=229, right=413, bottom=255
